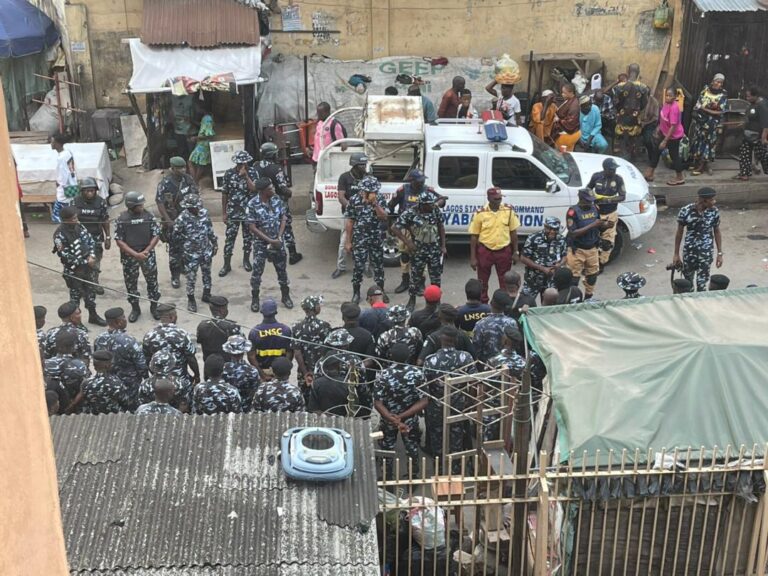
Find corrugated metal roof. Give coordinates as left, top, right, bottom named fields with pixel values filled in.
left=140, top=0, right=261, bottom=48
left=693, top=0, right=767, bottom=12
left=51, top=413, right=379, bottom=574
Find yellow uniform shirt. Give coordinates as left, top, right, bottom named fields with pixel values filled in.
left=468, top=204, right=521, bottom=250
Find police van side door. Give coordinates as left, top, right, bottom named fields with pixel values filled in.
left=430, top=151, right=487, bottom=233
left=486, top=154, right=564, bottom=234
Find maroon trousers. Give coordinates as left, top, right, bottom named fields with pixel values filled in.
left=476, top=244, right=512, bottom=303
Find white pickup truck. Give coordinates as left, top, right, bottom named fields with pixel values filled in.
left=307, top=96, right=657, bottom=266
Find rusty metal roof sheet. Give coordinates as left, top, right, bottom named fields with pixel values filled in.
left=141, top=0, right=261, bottom=48
left=51, top=412, right=379, bottom=574
left=693, top=0, right=767, bottom=11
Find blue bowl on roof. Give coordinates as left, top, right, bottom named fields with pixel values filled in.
left=281, top=427, right=355, bottom=481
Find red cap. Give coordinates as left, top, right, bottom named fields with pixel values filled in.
left=423, top=284, right=442, bottom=303
left=487, top=187, right=502, bottom=198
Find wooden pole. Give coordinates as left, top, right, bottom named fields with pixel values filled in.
left=0, top=84, right=70, bottom=575
left=511, top=357, right=533, bottom=575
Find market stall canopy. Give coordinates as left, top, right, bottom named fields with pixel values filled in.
left=0, top=0, right=59, bottom=58
left=127, top=38, right=261, bottom=94
left=522, top=288, right=768, bottom=466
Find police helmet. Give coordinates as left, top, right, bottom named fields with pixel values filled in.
left=349, top=152, right=369, bottom=167
left=260, top=142, right=279, bottom=159
left=125, top=191, right=145, bottom=208
left=80, top=177, right=98, bottom=190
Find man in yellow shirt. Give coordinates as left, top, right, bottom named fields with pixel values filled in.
left=468, top=188, right=520, bottom=303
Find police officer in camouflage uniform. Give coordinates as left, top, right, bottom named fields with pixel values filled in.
left=138, top=349, right=188, bottom=411
left=43, top=301, right=92, bottom=362
left=388, top=170, right=447, bottom=294
left=44, top=330, right=91, bottom=410
left=673, top=187, right=723, bottom=292
left=519, top=217, right=568, bottom=297
left=247, top=177, right=293, bottom=311
left=252, top=357, right=305, bottom=413
left=374, top=343, right=428, bottom=476
left=114, top=192, right=161, bottom=322
left=259, top=142, right=303, bottom=265
left=67, top=350, right=127, bottom=414
left=155, top=156, right=199, bottom=287
left=143, top=304, right=200, bottom=394
left=219, top=150, right=258, bottom=277
left=485, top=324, right=525, bottom=441
left=135, top=378, right=182, bottom=415
left=472, top=290, right=519, bottom=364
left=173, top=193, right=218, bottom=312
left=345, top=175, right=389, bottom=304
left=222, top=334, right=261, bottom=412
left=392, top=189, right=447, bottom=311
left=73, top=177, right=110, bottom=295
left=616, top=272, right=646, bottom=299
left=376, top=305, right=423, bottom=362
left=52, top=206, right=106, bottom=326
left=192, top=355, right=241, bottom=414
left=292, top=295, right=332, bottom=399
left=423, top=326, right=475, bottom=471
left=34, top=305, right=47, bottom=362
left=94, top=307, right=148, bottom=409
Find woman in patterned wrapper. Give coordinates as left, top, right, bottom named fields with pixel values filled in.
left=689, top=73, right=728, bottom=176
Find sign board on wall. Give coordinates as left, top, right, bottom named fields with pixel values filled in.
left=210, top=139, right=244, bottom=190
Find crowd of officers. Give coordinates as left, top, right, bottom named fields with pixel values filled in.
left=51, top=144, right=303, bottom=326
left=38, top=275, right=548, bottom=475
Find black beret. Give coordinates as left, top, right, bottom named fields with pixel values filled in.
left=104, top=307, right=125, bottom=320
left=673, top=278, right=693, bottom=292
left=57, top=301, right=78, bottom=319
left=156, top=303, right=176, bottom=315
left=697, top=187, right=717, bottom=198
left=340, top=302, right=361, bottom=320
left=60, top=205, right=78, bottom=220
left=93, top=350, right=113, bottom=362
left=209, top=296, right=229, bottom=307
left=709, top=274, right=730, bottom=289
left=254, top=177, right=273, bottom=190
left=34, top=305, right=47, bottom=319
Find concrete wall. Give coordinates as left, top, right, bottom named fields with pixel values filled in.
left=271, top=0, right=677, bottom=87
left=62, top=0, right=681, bottom=109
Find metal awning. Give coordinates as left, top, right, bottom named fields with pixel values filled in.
left=693, top=0, right=767, bottom=12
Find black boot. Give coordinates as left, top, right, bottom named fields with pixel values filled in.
left=201, top=288, right=211, bottom=303
left=150, top=301, right=159, bottom=320
left=243, top=253, right=252, bottom=272
left=351, top=284, right=361, bottom=304
left=219, top=256, right=232, bottom=277
left=171, top=272, right=180, bottom=289
left=281, top=286, right=294, bottom=309
left=288, top=248, right=303, bottom=265
left=128, top=302, right=141, bottom=323
left=380, top=284, right=390, bottom=304
left=87, top=307, right=107, bottom=327
left=187, top=295, right=197, bottom=312
left=394, top=273, right=409, bottom=294
left=250, top=290, right=260, bottom=313
left=406, top=294, right=416, bottom=312
left=93, top=271, right=105, bottom=295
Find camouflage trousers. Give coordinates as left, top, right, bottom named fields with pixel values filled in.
left=352, top=232, right=384, bottom=287
left=64, top=265, right=96, bottom=309
left=682, top=248, right=713, bottom=292
left=522, top=270, right=550, bottom=297
left=424, top=399, right=465, bottom=474
left=250, top=242, right=289, bottom=290
left=379, top=416, right=421, bottom=477
left=283, top=206, right=297, bottom=252
left=223, top=217, right=253, bottom=259
left=121, top=252, right=161, bottom=305
left=167, top=229, right=183, bottom=277
left=409, top=242, right=442, bottom=296
left=184, top=251, right=213, bottom=296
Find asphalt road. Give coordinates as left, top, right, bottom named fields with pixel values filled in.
left=24, top=183, right=768, bottom=342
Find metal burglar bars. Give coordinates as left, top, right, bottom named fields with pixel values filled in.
left=377, top=444, right=768, bottom=576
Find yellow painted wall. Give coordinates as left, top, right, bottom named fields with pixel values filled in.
left=68, top=0, right=677, bottom=108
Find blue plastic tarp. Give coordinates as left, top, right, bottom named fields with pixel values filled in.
left=0, top=0, right=59, bottom=58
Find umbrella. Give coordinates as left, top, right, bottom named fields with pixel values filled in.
left=0, top=0, right=60, bottom=58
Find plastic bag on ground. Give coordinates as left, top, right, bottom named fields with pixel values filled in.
left=408, top=496, right=446, bottom=549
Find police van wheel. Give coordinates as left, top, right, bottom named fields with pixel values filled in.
left=609, top=223, right=629, bottom=263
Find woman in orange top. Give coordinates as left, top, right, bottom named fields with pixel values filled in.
left=529, top=90, right=557, bottom=144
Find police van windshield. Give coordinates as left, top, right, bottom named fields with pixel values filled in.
left=531, top=136, right=575, bottom=184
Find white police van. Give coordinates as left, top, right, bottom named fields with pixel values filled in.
left=307, top=96, right=657, bottom=265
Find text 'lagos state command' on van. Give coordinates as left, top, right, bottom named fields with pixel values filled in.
left=307, top=96, right=657, bottom=266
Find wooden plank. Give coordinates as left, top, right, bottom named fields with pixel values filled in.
left=522, top=52, right=601, bottom=62
left=21, top=195, right=56, bottom=204
left=651, top=35, right=672, bottom=98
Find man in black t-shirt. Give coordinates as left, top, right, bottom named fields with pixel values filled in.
left=73, top=178, right=110, bottom=295
left=456, top=278, right=490, bottom=336
left=737, top=87, right=768, bottom=180
left=332, top=153, right=369, bottom=279
left=196, top=296, right=242, bottom=360
left=503, top=271, right=537, bottom=320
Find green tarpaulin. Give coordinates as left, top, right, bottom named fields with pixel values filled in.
left=522, top=288, right=768, bottom=466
